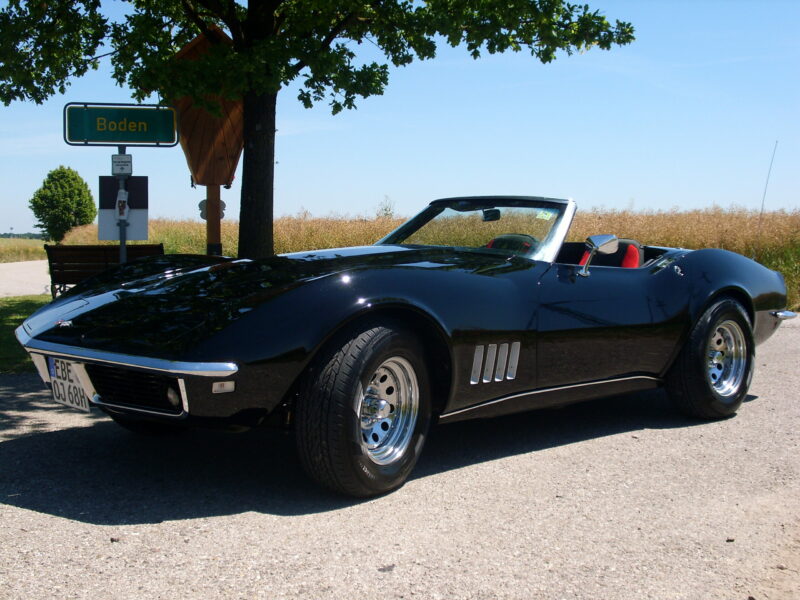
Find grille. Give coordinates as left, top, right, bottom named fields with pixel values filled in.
left=85, top=364, right=182, bottom=414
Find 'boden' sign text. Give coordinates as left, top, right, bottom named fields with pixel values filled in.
left=97, top=117, right=149, bottom=132
left=64, top=103, right=178, bottom=146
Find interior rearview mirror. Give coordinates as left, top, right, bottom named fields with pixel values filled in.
left=482, top=209, right=501, bottom=222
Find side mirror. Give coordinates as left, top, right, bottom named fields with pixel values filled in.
left=579, top=234, right=619, bottom=277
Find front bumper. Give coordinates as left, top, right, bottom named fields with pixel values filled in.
left=771, top=310, right=797, bottom=321
left=754, top=309, right=798, bottom=345
left=15, top=325, right=240, bottom=420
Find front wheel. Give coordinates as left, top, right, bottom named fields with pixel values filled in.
left=666, top=298, right=755, bottom=419
left=295, top=323, right=432, bottom=497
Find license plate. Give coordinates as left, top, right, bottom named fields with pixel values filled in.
left=47, top=357, right=91, bottom=412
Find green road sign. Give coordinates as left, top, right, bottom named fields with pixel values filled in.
left=64, top=103, right=178, bottom=147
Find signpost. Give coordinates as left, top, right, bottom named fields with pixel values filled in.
left=63, top=103, right=178, bottom=263
left=98, top=176, right=149, bottom=244
left=64, top=103, right=178, bottom=147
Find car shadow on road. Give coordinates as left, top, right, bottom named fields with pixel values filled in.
left=0, top=376, right=754, bottom=524
left=416, top=389, right=751, bottom=478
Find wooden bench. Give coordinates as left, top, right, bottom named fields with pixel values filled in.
left=45, top=244, right=165, bottom=298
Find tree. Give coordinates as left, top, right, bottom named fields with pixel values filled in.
left=1, top=1, right=634, bottom=258
left=29, top=166, right=97, bottom=242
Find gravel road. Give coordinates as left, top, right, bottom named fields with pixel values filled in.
left=0, top=261, right=50, bottom=297
left=1, top=322, right=797, bottom=599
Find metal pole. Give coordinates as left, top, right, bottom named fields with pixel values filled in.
left=206, top=184, right=222, bottom=256
left=117, top=144, right=128, bottom=264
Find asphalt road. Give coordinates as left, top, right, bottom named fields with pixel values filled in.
left=1, top=322, right=797, bottom=599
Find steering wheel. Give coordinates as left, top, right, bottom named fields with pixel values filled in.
left=485, top=233, right=539, bottom=255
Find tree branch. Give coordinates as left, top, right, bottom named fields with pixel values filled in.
left=179, top=0, right=213, bottom=35
left=289, top=11, right=356, bottom=76
left=84, top=49, right=117, bottom=64
left=196, top=0, right=245, bottom=44
left=244, top=0, right=286, bottom=42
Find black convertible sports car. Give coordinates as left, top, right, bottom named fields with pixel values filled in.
left=16, top=196, right=796, bottom=496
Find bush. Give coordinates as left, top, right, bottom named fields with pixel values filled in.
left=29, top=166, right=96, bottom=242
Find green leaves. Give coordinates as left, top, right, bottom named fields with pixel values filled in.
left=29, top=166, right=96, bottom=242
left=420, top=1, right=635, bottom=63
left=0, top=1, right=634, bottom=112
left=2, top=1, right=635, bottom=257
left=0, top=1, right=108, bottom=105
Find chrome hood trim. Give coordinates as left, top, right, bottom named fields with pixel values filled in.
left=15, top=325, right=238, bottom=377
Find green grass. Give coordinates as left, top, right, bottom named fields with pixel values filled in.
left=0, top=295, right=50, bottom=373
left=0, top=238, right=46, bottom=263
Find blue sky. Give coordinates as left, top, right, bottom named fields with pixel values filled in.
left=1, top=0, right=798, bottom=234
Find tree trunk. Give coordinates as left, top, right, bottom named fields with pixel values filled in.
left=238, top=91, right=278, bottom=258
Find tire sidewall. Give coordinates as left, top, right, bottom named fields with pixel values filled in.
left=691, top=299, right=755, bottom=415
left=345, top=327, right=432, bottom=495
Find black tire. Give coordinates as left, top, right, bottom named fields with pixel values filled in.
left=107, top=412, right=187, bottom=435
left=666, top=298, right=755, bottom=419
left=295, top=322, right=432, bottom=497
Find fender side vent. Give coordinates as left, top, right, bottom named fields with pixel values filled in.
left=470, top=342, right=520, bottom=384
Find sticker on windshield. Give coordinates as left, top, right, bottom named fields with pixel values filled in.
left=536, top=210, right=555, bottom=220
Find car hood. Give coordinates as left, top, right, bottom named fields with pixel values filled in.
left=25, top=245, right=522, bottom=359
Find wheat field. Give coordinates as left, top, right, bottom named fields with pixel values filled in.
left=0, top=238, right=45, bottom=263
left=57, top=208, right=800, bottom=308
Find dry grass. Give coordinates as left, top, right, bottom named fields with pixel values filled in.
left=63, top=214, right=404, bottom=255
left=275, top=212, right=403, bottom=253
left=569, top=207, right=800, bottom=254
left=0, top=238, right=45, bottom=263
left=60, top=208, right=799, bottom=308
left=569, top=208, right=800, bottom=310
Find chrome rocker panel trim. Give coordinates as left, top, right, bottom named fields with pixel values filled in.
left=439, top=375, right=663, bottom=422
left=15, top=325, right=238, bottom=377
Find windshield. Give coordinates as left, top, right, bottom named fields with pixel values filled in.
left=377, top=197, right=574, bottom=262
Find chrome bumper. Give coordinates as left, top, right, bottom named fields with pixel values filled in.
left=15, top=325, right=238, bottom=377
left=15, top=325, right=240, bottom=419
left=770, top=310, right=797, bottom=320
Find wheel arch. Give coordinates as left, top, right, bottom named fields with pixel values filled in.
left=665, top=287, right=756, bottom=419
left=285, top=302, right=454, bottom=419
left=691, top=286, right=755, bottom=326
left=681, top=248, right=774, bottom=327
left=659, top=286, right=755, bottom=379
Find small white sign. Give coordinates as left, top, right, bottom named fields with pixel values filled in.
left=111, top=154, right=133, bottom=176
left=98, top=209, right=148, bottom=241
left=198, top=199, right=227, bottom=220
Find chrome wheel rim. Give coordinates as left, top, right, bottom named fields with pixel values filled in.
left=357, top=356, right=419, bottom=465
left=706, top=320, right=747, bottom=397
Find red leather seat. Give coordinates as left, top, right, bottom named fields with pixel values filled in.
left=579, top=239, right=643, bottom=268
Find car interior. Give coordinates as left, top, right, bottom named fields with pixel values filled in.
left=555, top=239, right=668, bottom=268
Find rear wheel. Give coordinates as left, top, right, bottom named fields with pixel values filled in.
left=666, top=298, right=754, bottom=419
left=295, top=323, right=431, bottom=497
